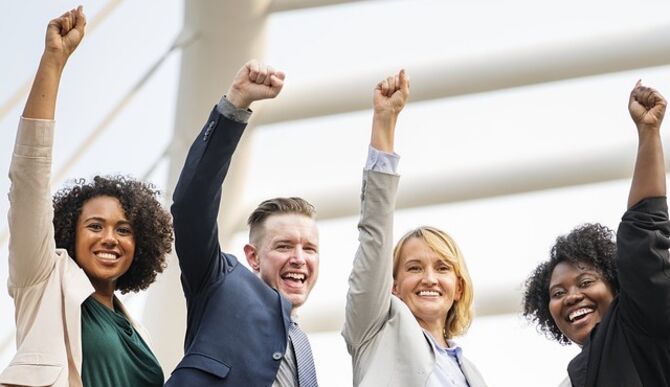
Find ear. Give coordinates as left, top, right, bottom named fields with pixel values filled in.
left=244, top=243, right=260, bottom=272
left=391, top=280, right=399, bottom=296
left=454, top=277, right=464, bottom=302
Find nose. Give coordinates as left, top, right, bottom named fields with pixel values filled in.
left=101, top=228, right=118, bottom=248
left=421, top=268, right=438, bottom=285
left=563, top=288, right=584, bottom=305
left=289, top=247, right=306, bottom=267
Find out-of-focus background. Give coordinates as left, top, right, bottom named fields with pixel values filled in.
left=2, top=1, right=670, bottom=385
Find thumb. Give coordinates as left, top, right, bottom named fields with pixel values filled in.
left=269, top=74, right=285, bottom=91
left=399, top=69, right=410, bottom=95
left=73, top=6, right=87, bottom=37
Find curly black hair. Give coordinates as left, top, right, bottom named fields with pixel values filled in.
left=522, top=223, right=619, bottom=344
left=53, top=175, right=173, bottom=294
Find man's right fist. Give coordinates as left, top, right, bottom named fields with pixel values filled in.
left=226, top=60, right=286, bottom=109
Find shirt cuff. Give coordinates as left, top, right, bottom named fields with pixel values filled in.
left=216, top=95, right=252, bottom=123
left=365, top=145, right=400, bottom=175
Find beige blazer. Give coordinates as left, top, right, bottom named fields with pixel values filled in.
left=0, top=118, right=151, bottom=387
left=342, top=170, right=487, bottom=387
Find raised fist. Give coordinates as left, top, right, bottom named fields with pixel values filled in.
left=226, top=60, right=285, bottom=109
left=44, top=6, right=86, bottom=65
left=629, top=80, right=667, bottom=132
left=374, top=69, right=410, bottom=116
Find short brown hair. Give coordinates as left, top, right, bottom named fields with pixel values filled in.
left=247, top=197, right=316, bottom=245
left=393, top=226, right=474, bottom=339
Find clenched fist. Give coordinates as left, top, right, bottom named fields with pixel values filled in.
left=226, top=60, right=285, bottom=109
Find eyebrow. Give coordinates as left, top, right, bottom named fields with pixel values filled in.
left=549, top=271, right=598, bottom=290
left=83, top=217, right=131, bottom=226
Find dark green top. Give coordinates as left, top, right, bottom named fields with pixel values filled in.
left=81, top=297, right=164, bottom=387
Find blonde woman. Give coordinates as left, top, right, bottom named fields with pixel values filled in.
left=342, top=70, right=487, bottom=387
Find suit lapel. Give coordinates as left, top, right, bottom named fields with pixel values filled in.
left=460, top=357, right=487, bottom=387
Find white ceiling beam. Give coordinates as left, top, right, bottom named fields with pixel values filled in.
left=253, top=24, right=670, bottom=126
left=269, top=0, right=368, bottom=13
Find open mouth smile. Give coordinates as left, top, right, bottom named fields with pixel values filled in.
left=567, top=307, right=595, bottom=323
left=94, top=251, right=121, bottom=261
left=281, top=272, right=306, bottom=284
left=416, top=290, right=442, bottom=297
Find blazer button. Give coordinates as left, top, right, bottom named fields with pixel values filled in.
left=272, top=352, right=283, bottom=361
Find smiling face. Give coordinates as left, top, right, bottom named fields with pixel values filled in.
left=393, top=237, right=463, bottom=328
left=548, top=261, right=615, bottom=345
left=74, top=195, right=135, bottom=293
left=244, top=213, right=319, bottom=309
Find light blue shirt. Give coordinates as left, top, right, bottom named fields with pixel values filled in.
left=423, top=330, right=470, bottom=387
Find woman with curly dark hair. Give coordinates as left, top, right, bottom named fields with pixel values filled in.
left=523, top=81, right=670, bottom=387
left=0, top=8, right=172, bottom=387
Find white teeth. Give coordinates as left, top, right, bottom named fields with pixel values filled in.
left=96, top=252, right=118, bottom=260
left=418, top=290, right=440, bottom=296
left=283, top=273, right=306, bottom=281
left=569, top=308, right=593, bottom=322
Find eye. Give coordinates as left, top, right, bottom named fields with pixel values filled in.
left=86, top=223, right=102, bottom=231
left=407, top=265, right=422, bottom=273
left=550, top=289, right=565, bottom=299
left=579, top=279, right=595, bottom=288
left=304, top=246, right=318, bottom=254
left=437, top=264, right=451, bottom=273
left=276, top=244, right=291, bottom=251
left=117, top=226, right=133, bottom=236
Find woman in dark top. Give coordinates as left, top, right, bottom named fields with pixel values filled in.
left=523, top=82, right=670, bottom=387
left=0, top=7, right=172, bottom=387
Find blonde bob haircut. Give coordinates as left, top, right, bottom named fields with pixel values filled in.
left=392, top=226, right=474, bottom=339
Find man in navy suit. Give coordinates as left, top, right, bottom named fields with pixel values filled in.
left=165, top=61, right=320, bottom=387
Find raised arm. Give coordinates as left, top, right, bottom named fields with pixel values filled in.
left=171, top=60, right=285, bottom=294
left=8, top=8, right=86, bottom=288
left=343, top=70, right=409, bottom=348
left=617, top=82, right=670, bottom=335
left=627, top=81, right=667, bottom=208
left=24, top=7, right=86, bottom=120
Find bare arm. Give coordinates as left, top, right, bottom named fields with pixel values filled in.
left=23, top=7, right=85, bottom=119
left=370, top=69, right=410, bottom=153
left=628, top=81, right=667, bottom=208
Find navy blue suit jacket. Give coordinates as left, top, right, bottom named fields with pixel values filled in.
left=165, top=107, right=293, bottom=386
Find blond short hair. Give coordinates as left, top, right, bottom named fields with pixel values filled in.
left=247, top=197, right=316, bottom=245
left=392, top=226, right=474, bottom=339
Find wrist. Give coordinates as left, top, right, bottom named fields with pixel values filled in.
left=226, top=86, right=251, bottom=110
left=39, top=52, right=67, bottom=74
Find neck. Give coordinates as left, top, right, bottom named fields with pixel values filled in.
left=90, top=281, right=116, bottom=310
left=417, top=318, right=448, bottom=347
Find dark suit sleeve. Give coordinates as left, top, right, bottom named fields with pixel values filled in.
left=617, top=196, right=670, bottom=337
left=171, top=106, right=247, bottom=295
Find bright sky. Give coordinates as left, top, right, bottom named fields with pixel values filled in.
left=2, top=0, right=670, bottom=386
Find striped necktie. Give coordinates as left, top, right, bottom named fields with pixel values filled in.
left=289, top=321, right=319, bottom=387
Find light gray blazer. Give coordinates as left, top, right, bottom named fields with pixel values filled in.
left=342, top=170, right=487, bottom=387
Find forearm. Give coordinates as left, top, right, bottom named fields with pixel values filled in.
left=22, top=54, right=66, bottom=120
left=370, top=111, right=398, bottom=153
left=628, top=129, right=666, bottom=208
